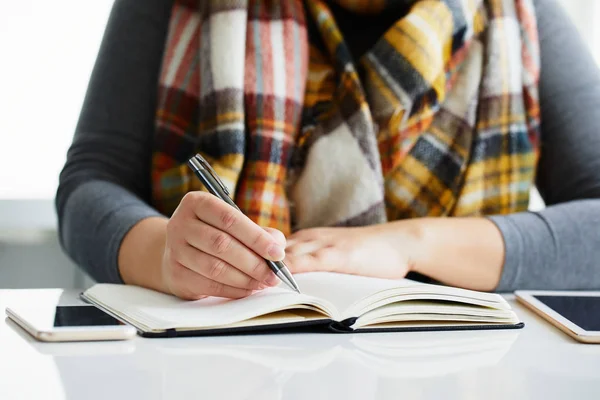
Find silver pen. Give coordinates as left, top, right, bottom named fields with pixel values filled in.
left=187, top=153, right=301, bottom=294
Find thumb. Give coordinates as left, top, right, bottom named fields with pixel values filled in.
left=263, top=227, right=286, bottom=248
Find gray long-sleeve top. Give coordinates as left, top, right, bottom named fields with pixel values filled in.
left=56, top=0, right=600, bottom=291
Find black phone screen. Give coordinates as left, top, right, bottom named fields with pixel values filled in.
left=52, top=305, right=123, bottom=327
left=12, top=304, right=123, bottom=330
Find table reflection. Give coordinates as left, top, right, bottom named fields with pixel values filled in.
left=47, top=329, right=517, bottom=400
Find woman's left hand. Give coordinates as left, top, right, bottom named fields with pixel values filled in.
left=284, top=223, right=419, bottom=279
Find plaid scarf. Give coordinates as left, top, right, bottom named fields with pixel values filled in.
left=151, top=0, right=540, bottom=236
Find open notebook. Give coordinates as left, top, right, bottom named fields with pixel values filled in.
left=80, top=272, right=523, bottom=337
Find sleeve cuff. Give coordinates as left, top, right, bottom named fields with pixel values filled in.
left=60, top=180, right=164, bottom=284
left=486, top=214, right=526, bottom=292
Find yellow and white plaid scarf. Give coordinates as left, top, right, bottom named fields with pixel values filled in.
left=151, top=0, right=541, bottom=235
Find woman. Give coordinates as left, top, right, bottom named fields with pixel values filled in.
left=57, top=0, right=600, bottom=300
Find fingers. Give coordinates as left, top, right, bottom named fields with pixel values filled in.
left=285, top=246, right=338, bottom=274
left=264, top=227, right=286, bottom=248
left=182, top=192, right=286, bottom=261
left=184, top=218, right=280, bottom=286
left=284, top=252, right=324, bottom=274
left=176, top=243, right=265, bottom=290
left=169, top=261, right=254, bottom=300
left=286, top=239, right=324, bottom=257
left=286, top=228, right=326, bottom=256
left=286, top=227, right=327, bottom=249
left=285, top=228, right=336, bottom=274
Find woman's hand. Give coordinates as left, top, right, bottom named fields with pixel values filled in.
left=284, top=218, right=506, bottom=292
left=284, top=223, right=420, bottom=279
left=160, top=192, right=287, bottom=300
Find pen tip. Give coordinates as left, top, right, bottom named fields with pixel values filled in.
left=275, top=267, right=301, bottom=294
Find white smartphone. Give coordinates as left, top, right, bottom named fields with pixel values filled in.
left=5, top=304, right=137, bottom=342
left=515, top=291, right=600, bottom=344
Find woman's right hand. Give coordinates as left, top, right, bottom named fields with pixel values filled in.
left=161, top=191, right=287, bottom=300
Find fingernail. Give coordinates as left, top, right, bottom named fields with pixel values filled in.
left=267, top=244, right=285, bottom=260
left=265, top=273, right=279, bottom=286
left=257, top=283, right=267, bottom=290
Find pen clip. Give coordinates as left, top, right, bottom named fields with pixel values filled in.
left=190, top=153, right=230, bottom=196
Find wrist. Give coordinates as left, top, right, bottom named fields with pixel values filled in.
left=397, top=217, right=505, bottom=291
left=118, top=216, right=169, bottom=293
left=376, top=219, right=428, bottom=275
left=393, top=218, right=429, bottom=274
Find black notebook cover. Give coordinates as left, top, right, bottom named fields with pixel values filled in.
left=136, top=320, right=525, bottom=338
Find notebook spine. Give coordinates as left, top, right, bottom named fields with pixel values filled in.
left=327, top=318, right=358, bottom=333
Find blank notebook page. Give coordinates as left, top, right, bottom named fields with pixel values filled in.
left=294, top=272, right=415, bottom=314
left=85, top=284, right=313, bottom=330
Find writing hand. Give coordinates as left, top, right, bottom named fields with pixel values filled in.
left=161, top=192, right=286, bottom=300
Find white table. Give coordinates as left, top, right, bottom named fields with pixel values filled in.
left=1, top=289, right=599, bottom=400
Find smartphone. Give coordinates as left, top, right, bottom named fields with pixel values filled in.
left=515, top=291, right=600, bottom=344
left=5, top=304, right=137, bottom=342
